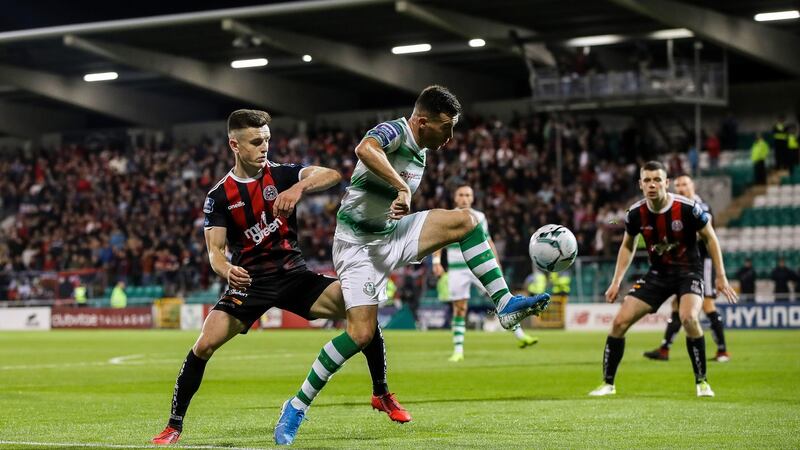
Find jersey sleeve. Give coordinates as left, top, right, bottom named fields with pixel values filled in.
left=270, top=163, right=305, bottom=192
left=624, top=207, right=640, bottom=236
left=689, top=201, right=710, bottom=230
left=203, top=191, right=227, bottom=228
left=363, top=121, right=404, bottom=153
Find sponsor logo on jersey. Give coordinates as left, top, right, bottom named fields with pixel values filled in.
left=263, top=185, right=278, bottom=201
left=652, top=237, right=678, bottom=255
left=671, top=220, right=683, bottom=231
left=228, top=201, right=245, bottom=210
left=203, top=197, right=215, bottom=213
left=244, top=211, right=283, bottom=245
left=399, top=170, right=422, bottom=181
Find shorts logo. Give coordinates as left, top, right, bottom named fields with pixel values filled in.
left=671, top=220, right=683, bottom=232
left=363, top=282, right=376, bottom=297
left=691, top=279, right=703, bottom=296
left=263, top=185, right=278, bottom=201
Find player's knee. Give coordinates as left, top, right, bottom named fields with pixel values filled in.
left=348, top=328, right=376, bottom=348
left=611, top=317, right=631, bottom=336
left=680, top=315, right=700, bottom=331
left=193, top=340, right=217, bottom=359
left=453, top=209, right=477, bottom=237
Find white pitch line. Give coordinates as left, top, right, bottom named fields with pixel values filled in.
left=0, top=440, right=265, bottom=450
left=0, top=352, right=298, bottom=371
left=109, top=354, right=144, bottom=365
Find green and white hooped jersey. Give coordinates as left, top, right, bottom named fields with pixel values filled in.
left=335, top=117, right=427, bottom=244
left=446, top=208, right=489, bottom=269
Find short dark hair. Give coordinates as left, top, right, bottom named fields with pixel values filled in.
left=415, top=85, right=461, bottom=118
left=675, top=173, right=692, bottom=180
left=641, top=160, right=667, bottom=176
left=227, top=109, right=271, bottom=135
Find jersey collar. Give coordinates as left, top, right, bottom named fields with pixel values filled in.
left=647, top=193, right=674, bottom=214
left=229, top=168, right=263, bottom=183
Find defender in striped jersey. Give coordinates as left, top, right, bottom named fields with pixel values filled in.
left=275, top=86, right=550, bottom=445
left=432, top=185, right=538, bottom=362
left=588, top=161, right=737, bottom=399
left=643, top=174, right=730, bottom=363
left=152, top=110, right=406, bottom=446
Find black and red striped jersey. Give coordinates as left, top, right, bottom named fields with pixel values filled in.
left=203, top=162, right=306, bottom=275
left=624, top=194, right=710, bottom=273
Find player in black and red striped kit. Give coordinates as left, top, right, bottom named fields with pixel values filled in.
left=152, top=110, right=408, bottom=446
left=643, top=174, right=730, bottom=362
left=588, top=161, right=737, bottom=399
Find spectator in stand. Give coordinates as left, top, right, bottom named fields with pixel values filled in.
left=751, top=133, right=769, bottom=185
left=735, top=258, right=756, bottom=303
left=787, top=124, right=799, bottom=169
left=773, top=114, right=789, bottom=170
left=771, top=257, right=798, bottom=302
left=704, top=131, right=720, bottom=173
left=720, top=112, right=738, bottom=153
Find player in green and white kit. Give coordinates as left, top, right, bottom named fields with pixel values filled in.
left=432, top=185, right=538, bottom=362
left=274, top=86, right=551, bottom=445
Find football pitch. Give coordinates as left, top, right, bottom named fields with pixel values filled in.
left=1, top=329, right=798, bottom=449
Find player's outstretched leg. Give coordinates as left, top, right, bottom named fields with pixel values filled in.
left=644, top=310, right=680, bottom=361
left=512, top=324, right=538, bottom=349
left=418, top=210, right=550, bottom=329
left=363, top=325, right=411, bottom=422
left=457, top=222, right=550, bottom=328
left=153, top=311, right=242, bottom=445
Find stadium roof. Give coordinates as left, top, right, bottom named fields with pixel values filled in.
left=0, top=0, right=798, bottom=136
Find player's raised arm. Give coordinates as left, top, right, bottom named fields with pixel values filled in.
left=273, top=166, right=342, bottom=217
left=605, top=232, right=638, bottom=303
left=699, top=222, right=738, bottom=304
left=355, top=137, right=411, bottom=219
left=204, top=226, right=250, bottom=289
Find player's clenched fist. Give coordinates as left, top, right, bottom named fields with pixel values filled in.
left=273, top=186, right=303, bottom=217
left=226, top=265, right=251, bottom=289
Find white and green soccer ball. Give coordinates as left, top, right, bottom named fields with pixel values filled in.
left=529, top=224, right=578, bottom=272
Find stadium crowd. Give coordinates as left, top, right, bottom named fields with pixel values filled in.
left=0, top=113, right=652, bottom=300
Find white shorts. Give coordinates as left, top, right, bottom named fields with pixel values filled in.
left=445, top=268, right=485, bottom=302
left=333, top=211, right=429, bottom=309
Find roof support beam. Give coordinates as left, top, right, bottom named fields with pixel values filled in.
left=63, top=35, right=352, bottom=117
left=0, top=64, right=213, bottom=127
left=0, top=0, right=393, bottom=43
left=0, top=100, right=86, bottom=138
left=395, top=1, right=555, bottom=67
left=224, top=20, right=513, bottom=102
left=609, top=0, right=800, bottom=77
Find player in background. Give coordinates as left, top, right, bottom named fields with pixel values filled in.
left=432, top=185, right=538, bottom=362
left=643, top=174, right=730, bottom=362
left=274, top=86, right=551, bottom=445
left=588, top=161, right=737, bottom=399
left=152, top=110, right=408, bottom=446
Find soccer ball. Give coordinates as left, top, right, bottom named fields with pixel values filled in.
left=529, top=224, right=578, bottom=272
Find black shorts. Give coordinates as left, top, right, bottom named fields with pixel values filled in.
left=627, top=269, right=704, bottom=312
left=702, top=258, right=717, bottom=298
left=213, top=268, right=336, bottom=333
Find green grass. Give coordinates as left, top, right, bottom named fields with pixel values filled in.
left=1, top=329, right=798, bottom=449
